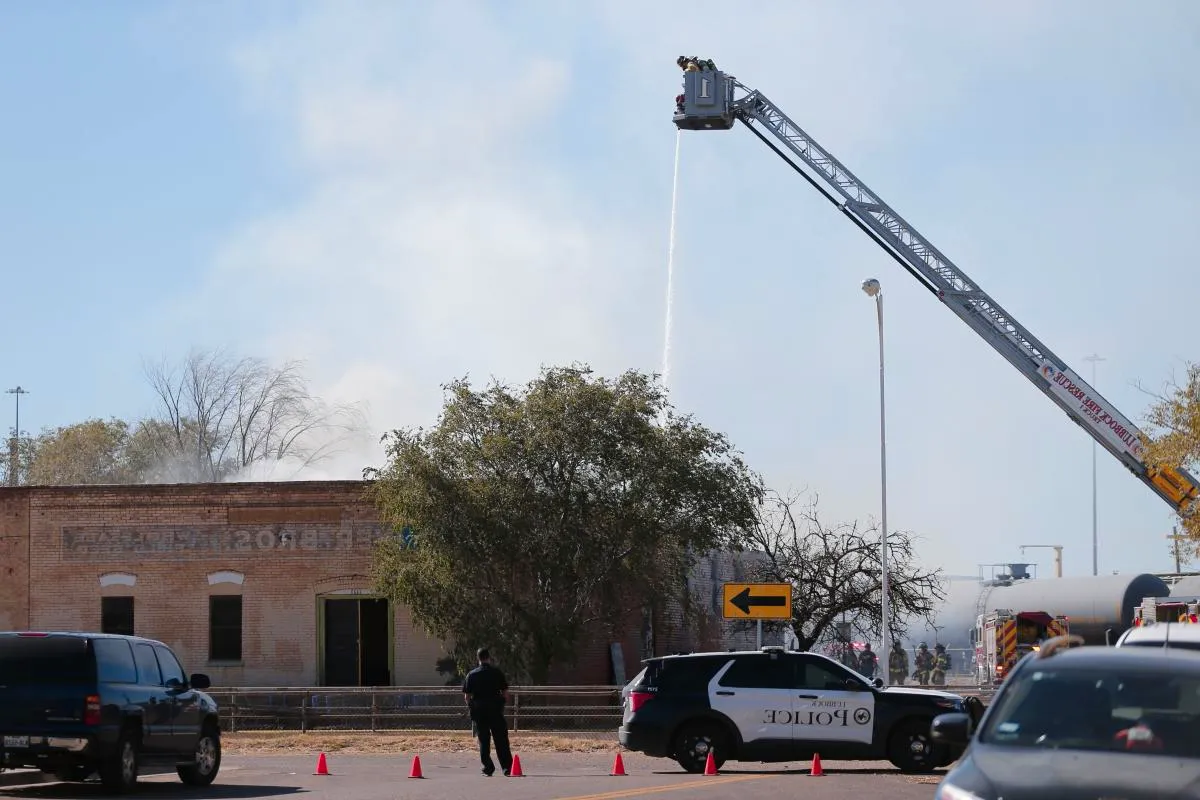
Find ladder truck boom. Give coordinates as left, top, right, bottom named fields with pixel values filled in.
left=671, top=60, right=1199, bottom=517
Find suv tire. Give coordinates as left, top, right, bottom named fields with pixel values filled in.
left=99, top=730, right=139, bottom=794
left=886, top=717, right=943, bottom=774
left=178, top=725, right=222, bottom=786
left=672, top=720, right=730, bottom=774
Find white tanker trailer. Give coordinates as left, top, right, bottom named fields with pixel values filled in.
left=919, top=569, right=1172, bottom=649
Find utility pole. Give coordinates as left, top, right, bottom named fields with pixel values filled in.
left=6, top=386, right=28, bottom=487
left=1168, top=526, right=1188, bottom=574
left=1083, top=354, right=1105, bottom=575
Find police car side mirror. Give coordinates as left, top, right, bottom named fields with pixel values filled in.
left=872, top=677, right=884, bottom=689
left=930, top=712, right=972, bottom=746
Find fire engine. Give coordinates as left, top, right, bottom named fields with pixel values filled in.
left=1131, top=595, right=1200, bottom=626
left=973, top=609, right=1069, bottom=687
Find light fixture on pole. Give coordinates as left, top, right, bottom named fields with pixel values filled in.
left=6, top=386, right=28, bottom=487
left=1083, top=354, right=1105, bottom=576
left=861, top=277, right=890, bottom=684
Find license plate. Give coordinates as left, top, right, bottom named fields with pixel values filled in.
left=3, top=736, right=28, bottom=749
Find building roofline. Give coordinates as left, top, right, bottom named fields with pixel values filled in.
left=0, top=478, right=375, bottom=495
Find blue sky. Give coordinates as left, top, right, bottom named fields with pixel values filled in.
left=2, top=0, right=1198, bottom=581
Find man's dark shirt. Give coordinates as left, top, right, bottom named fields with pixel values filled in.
left=463, top=663, right=508, bottom=719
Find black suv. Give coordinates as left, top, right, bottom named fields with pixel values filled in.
left=619, top=646, right=981, bottom=773
left=0, top=631, right=222, bottom=793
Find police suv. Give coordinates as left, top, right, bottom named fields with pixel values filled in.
left=618, top=646, right=974, bottom=774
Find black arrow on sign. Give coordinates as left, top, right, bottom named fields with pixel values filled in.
left=730, top=587, right=788, bottom=615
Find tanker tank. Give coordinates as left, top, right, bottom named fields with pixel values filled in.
left=1170, top=576, right=1200, bottom=597
left=979, top=573, right=1170, bottom=644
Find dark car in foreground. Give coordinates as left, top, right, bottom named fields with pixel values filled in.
left=619, top=645, right=983, bottom=774
left=0, top=631, right=222, bottom=794
left=931, top=637, right=1200, bottom=799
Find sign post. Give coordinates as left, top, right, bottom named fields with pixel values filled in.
left=722, top=583, right=793, bottom=649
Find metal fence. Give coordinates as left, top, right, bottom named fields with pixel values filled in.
left=207, top=686, right=624, bottom=733
left=208, top=682, right=990, bottom=733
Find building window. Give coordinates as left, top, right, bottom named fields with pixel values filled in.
left=101, top=596, right=135, bottom=636
left=209, top=595, right=243, bottom=662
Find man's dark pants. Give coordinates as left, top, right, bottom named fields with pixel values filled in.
left=474, top=712, right=513, bottom=775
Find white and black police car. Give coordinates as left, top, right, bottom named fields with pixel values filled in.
left=619, top=645, right=980, bottom=773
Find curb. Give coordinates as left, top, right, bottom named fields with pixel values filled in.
left=0, top=769, right=49, bottom=789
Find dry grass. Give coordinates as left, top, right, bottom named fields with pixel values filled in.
left=222, top=730, right=621, bottom=756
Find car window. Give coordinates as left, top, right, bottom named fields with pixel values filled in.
left=718, top=655, right=795, bottom=689
left=0, top=636, right=94, bottom=685
left=133, top=643, right=163, bottom=685
left=658, top=657, right=728, bottom=692
left=978, top=664, right=1200, bottom=758
left=154, top=645, right=186, bottom=685
left=797, top=657, right=855, bottom=690
left=93, top=639, right=138, bottom=684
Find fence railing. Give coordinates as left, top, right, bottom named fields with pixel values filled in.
left=208, top=681, right=992, bottom=733
left=207, top=686, right=624, bottom=733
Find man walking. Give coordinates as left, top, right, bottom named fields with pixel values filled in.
left=462, top=647, right=513, bottom=777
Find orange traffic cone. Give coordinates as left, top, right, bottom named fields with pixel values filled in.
left=313, top=752, right=330, bottom=776
left=611, top=752, right=627, bottom=776
left=408, top=754, right=424, bottom=779
left=509, top=754, right=524, bottom=777
left=703, top=751, right=718, bottom=776
left=810, top=753, right=824, bottom=777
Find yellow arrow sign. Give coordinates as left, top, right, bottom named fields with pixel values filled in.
left=722, top=583, right=792, bottom=620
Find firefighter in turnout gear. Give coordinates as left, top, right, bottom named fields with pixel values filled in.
left=931, top=643, right=951, bottom=687
left=858, top=643, right=878, bottom=679
left=913, top=643, right=934, bottom=686
left=888, top=641, right=908, bottom=685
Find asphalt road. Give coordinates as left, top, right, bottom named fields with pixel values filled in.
left=0, top=753, right=944, bottom=800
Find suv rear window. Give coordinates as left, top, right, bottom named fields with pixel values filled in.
left=645, top=657, right=729, bottom=693
left=0, top=636, right=95, bottom=686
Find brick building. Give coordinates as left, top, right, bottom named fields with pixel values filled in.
left=0, top=481, right=765, bottom=688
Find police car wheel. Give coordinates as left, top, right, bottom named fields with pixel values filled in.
left=672, top=721, right=730, bottom=774
left=886, top=718, right=944, bottom=774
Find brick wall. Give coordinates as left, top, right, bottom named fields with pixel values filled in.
left=0, top=481, right=450, bottom=687
left=0, top=490, right=30, bottom=630
left=0, top=481, right=757, bottom=688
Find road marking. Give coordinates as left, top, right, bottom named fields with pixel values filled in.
left=553, top=773, right=772, bottom=800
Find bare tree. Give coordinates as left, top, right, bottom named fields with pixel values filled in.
left=738, top=489, right=945, bottom=651
left=140, top=348, right=367, bottom=482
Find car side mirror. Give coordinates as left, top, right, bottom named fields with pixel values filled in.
left=872, top=677, right=884, bottom=689
left=165, top=677, right=186, bottom=692
left=190, top=673, right=211, bottom=690
left=930, top=712, right=972, bottom=746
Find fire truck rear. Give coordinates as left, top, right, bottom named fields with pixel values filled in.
left=1131, top=596, right=1200, bottom=626
left=974, top=609, right=1069, bottom=687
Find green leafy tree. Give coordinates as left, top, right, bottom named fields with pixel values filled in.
left=367, top=364, right=763, bottom=683
left=739, top=489, right=945, bottom=651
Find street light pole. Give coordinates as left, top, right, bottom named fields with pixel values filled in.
left=6, top=386, right=28, bottom=487
left=861, top=278, right=890, bottom=685
left=1083, top=354, right=1105, bottom=576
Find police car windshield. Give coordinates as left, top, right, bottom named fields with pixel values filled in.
left=977, top=665, right=1200, bottom=759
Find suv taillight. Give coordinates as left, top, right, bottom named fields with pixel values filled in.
left=629, top=691, right=654, bottom=712
left=84, top=695, right=101, bottom=725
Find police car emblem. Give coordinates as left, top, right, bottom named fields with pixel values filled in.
left=853, top=708, right=871, bottom=725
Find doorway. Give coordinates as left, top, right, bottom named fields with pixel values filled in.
left=320, top=597, right=392, bottom=687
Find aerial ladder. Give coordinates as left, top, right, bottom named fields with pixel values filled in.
left=671, top=58, right=1200, bottom=519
